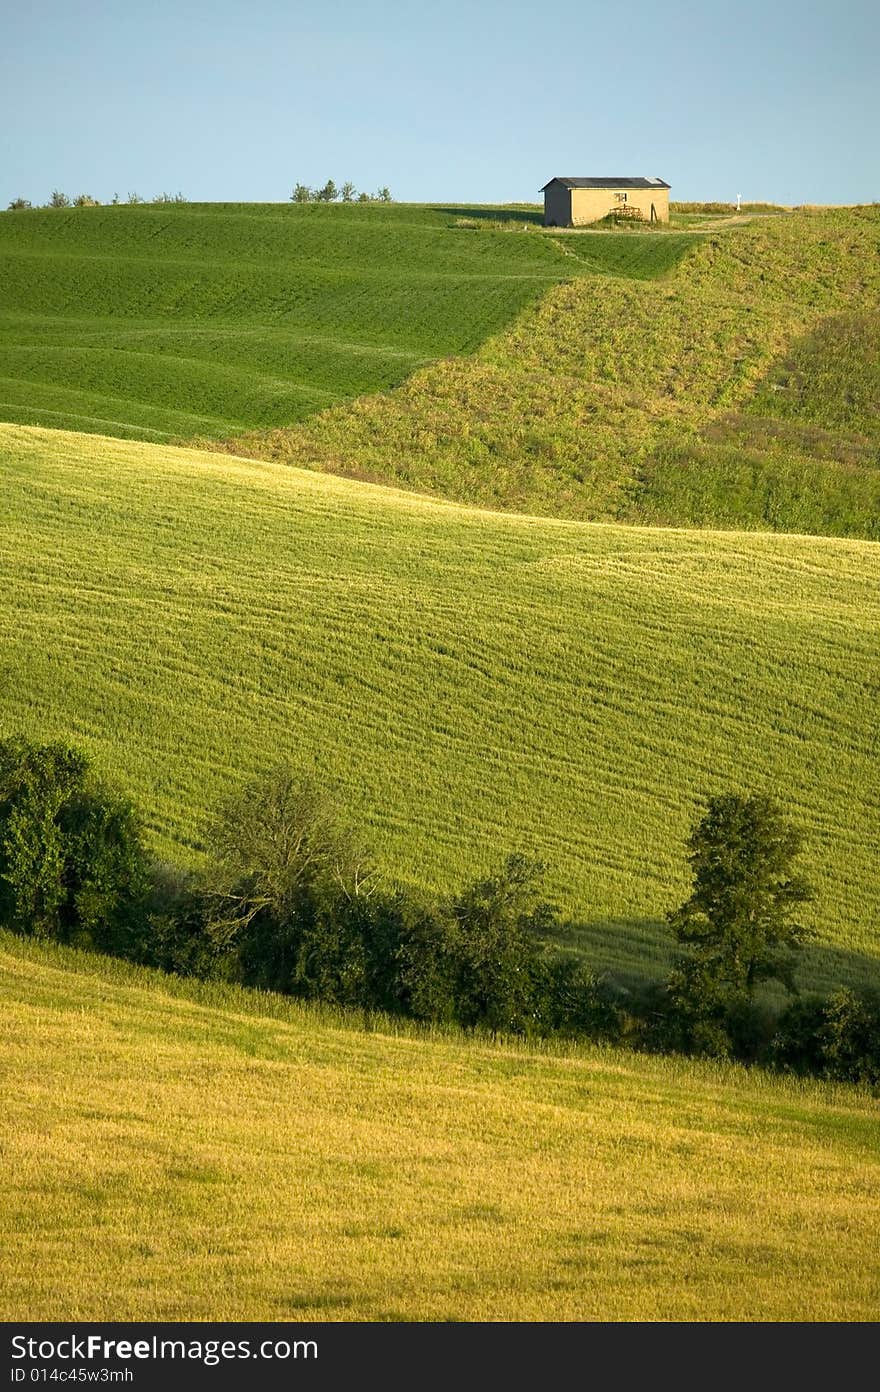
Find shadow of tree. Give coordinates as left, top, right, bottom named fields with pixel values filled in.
left=545, top=916, right=880, bottom=997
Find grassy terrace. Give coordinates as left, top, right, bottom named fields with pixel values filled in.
left=2, top=932, right=879, bottom=1321
left=0, top=201, right=693, bottom=443
left=1, top=424, right=877, bottom=990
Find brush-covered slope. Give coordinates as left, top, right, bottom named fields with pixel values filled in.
left=0, top=201, right=692, bottom=443
left=220, top=207, right=880, bottom=538
left=3, top=933, right=879, bottom=1321
left=1, top=424, right=877, bottom=989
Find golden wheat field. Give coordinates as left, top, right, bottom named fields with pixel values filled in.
left=2, top=934, right=879, bottom=1322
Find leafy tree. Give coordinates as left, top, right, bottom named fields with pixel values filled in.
left=7, top=197, right=32, bottom=210
left=316, top=179, right=338, bottom=203
left=376, top=187, right=392, bottom=203
left=204, top=763, right=374, bottom=992
left=357, top=191, right=371, bottom=203
left=666, top=794, right=814, bottom=1054
left=0, top=736, right=150, bottom=956
left=533, top=957, right=622, bottom=1041
left=340, top=181, right=356, bottom=203
left=48, top=190, right=70, bottom=208
left=126, top=191, right=144, bottom=205
left=449, top=853, right=555, bottom=1033
left=291, top=183, right=312, bottom=203
left=139, top=863, right=218, bottom=979
left=772, top=988, right=880, bottom=1084
left=72, top=193, right=100, bottom=207
left=393, top=894, right=461, bottom=1023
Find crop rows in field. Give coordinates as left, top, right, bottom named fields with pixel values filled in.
left=1, top=424, right=877, bottom=989
left=221, top=207, right=880, bottom=539
left=0, top=202, right=693, bottom=443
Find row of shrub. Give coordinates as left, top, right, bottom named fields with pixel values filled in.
left=1, top=735, right=877, bottom=1084
left=7, top=191, right=187, bottom=211
left=291, top=181, right=392, bottom=204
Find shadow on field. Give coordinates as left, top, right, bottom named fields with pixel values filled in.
left=549, top=916, right=671, bottom=988
left=433, top=205, right=544, bottom=226
left=550, top=917, right=880, bottom=997
left=799, top=941, right=880, bottom=996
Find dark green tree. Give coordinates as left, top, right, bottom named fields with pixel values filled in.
left=0, top=736, right=150, bottom=955
left=205, top=763, right=374, bottom=993
left=772, top=988, right=880, bottom=1084
left=48, top=190, right=70, bottom=208
left=316, top=179, right=338, bottom=203
left=340, top=181, right=356, bottom=203
left=666, top=794, right=814, bottom=1054
left=291, top=182, right=312, bottom=203
left=8, top=197, right=32, bottom=210
left=449, top=853, right=555, bottom=1033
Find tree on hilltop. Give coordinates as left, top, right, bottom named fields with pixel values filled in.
left=7, top=197, right=32, bottom=210
left=316, top=179, right=338, bottom=203
left=48, top=190, right=70, bottom=208
left=291, top=182, right=312, bottom=203
left=340, top=181, right=356, bottom=203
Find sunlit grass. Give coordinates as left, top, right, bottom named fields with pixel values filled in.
left=1, top=423, right=877, bottom=988
left=0, top=202, right=691, bottom=444
left=220, top=207, right=880, bottom=538
left=2, top=933, right=878, bottom=1321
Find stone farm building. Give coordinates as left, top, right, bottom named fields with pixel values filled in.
left=541, top=177, right=670, bottom=226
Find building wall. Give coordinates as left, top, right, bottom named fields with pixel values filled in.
left=542, top=183, right=572, bottom=227
left=569, top=187, right=670, bottom=225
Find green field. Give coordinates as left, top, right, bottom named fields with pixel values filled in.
left=4, top=202, right=877, bottom=538
left=2, top=199, right=879, bottom=1328
left=3, top=932, right=878, bottom=1321
left=2, top=424, right=877, bottom=991
left=221, top=206, right=880, bottom=538
left=0, top=201, right=692, bottom=444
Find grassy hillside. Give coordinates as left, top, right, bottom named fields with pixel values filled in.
left=0, top=201, right=692, bottom=443
left=3, top=933, right=879, bottom=1321
left=218, top=207, right=880, bottom=538
left=632, top=310, right=880, bottom=536
left=1, top=424, right=877, bottom=990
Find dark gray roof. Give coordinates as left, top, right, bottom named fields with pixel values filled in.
left=540, top=177, right=670, bottom=191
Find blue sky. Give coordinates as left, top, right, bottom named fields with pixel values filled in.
left=2, top=0, right=878, bottom=207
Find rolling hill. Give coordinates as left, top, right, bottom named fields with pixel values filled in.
left=2, top=201, right=879, bottom=1328
left=3, top=931, right=879, bottom=1321
left=0, top=201, right=693, bottom=444
left=217, top=206, right=880, bottom=539
left=6, top=201, right=874, bottom=539
left=1, top=423, right=877, bottom=991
